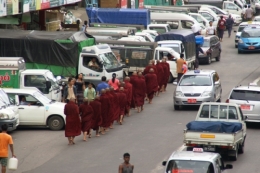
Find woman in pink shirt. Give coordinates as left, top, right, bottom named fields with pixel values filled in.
left=108, top=73, right=120, bottom=90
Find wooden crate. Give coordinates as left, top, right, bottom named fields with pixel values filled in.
left=46, top=20, right=61, bottom=31
left=100, top=0, right=118, bottom=8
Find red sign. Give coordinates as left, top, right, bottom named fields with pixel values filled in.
left=240, top=105, right=250, bottom=110
left=121, top=0, right=127, bottom=8
left=139, top=0, right=144, bottom=8
left=0, top=73, right=10, bottom=85
left=187, top=99, right=197, bottom=103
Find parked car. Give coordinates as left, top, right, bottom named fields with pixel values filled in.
left=198, top=35, right=221, bottom=64
left=4, top=88, right=66, bottom=130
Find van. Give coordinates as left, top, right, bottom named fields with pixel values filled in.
left=151, top=13, right=205, bottom=33
left=135, top=32, right=154, bottom=42
left=188, top=13, right=209, bottom=27
left=147, top=24, right=171, bottom=34
left=198, top=10, right=219, bottom=27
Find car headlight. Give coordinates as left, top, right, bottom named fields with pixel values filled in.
left=175, top=91, right=184, bottom=97
left=201, top=91, right=212, bottom=97
left=238, top=39, right=244, bottom=43
left=0, top=113, right=9, bottom=119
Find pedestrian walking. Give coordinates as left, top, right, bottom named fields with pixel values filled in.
left=217, top=16, right=226, bottom=42
left=124, top=77, right=133, bottom=116
left=160, top=58, right=170, bottom=92
left=155, top=60, right=164, bottom=96
left=81, top=20, right=88, bottom=32
left=84, top=83, right=96, bottom=101
left=89, top=96, right=102, bottom=137
left=117, top=87, right=127, bottom=125
left=134, top=72, right=146, bottom=113
left=176, top=54, right=185, bottom=83
left=96, top=76, right=109, bottom=95
left=244, top=6, right=253, bottom=21
left=145, top=68, right=158, bottom=104
left=63, top=77, right=77, bottom=103
left=64, top=97, right=81, bottom=145
left=0, top=124, right=16, bottom=173
left=99, top=89, right=110, bottom=133
left=119, top=153, right=134, bottom=173
left=79, top=98, right=94, bottom=141
left=206, top=21, right=216, bottom=35
left=108, top=73, right=120, bottom=91
left=226, top=15, right=234, bottom=38
left=75, top=73, right=85, bottom=106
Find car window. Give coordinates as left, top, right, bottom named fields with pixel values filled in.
left=200, top=12, right=214, bottom=21
left=230, top=89, right=260, bottom=101
left=181, top=20, right=194, bottom=29
left=238, top=25, right=246, bottom=32
left=199, top=105, right=238, bottom=119
left=149, top=26, right=167, bottom=34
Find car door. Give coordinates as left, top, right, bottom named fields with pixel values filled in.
left=7, top=93, right=45, bottom=125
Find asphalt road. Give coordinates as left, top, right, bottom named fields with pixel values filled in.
left=8, top=28, right=260, bottom=173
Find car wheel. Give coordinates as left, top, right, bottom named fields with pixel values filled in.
left=207, top=55, right=211, bottom=64
left=168, top=73, right=174, bottom=83
left=215, top=52, right=221, bottom=62
left=229, top=144, right=238, bottom=161
left=48, top=116, right=64, bottom=130
left=235, top=45, right=238, bottom=48
left=238, top=49, right=242, bottom=54
left=174, top=104, right=180, bottom=110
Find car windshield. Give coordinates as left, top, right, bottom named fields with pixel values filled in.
left=33, top=91, right=52, bottom=104
left=202, top=40, right=210, bottom=47
left=0, top=90, right=10, bottom=106
left=241, top=29, right=260, bottom=37
left=179, top=75, right=212, bottom=86
left=160, top=43, right=180, bottom=53
left=98, top=52, right=121, bottom=70
left=46, top=71, right=59, bottom=89
left=238, top=26, right=246, bottom=32
left=166, top=160, right=214, bottom=173
left=149, top=27, right=167, bottom=34
left=230, top=89, right=260, bottom=101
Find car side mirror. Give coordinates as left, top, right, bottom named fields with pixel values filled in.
left=173, top=81, right=178, bottom=85
left=46, top=81, right=51, bottom=90
left=162, top=161, right=167, bottom=166
left=225, top=164, right=233, bottom=169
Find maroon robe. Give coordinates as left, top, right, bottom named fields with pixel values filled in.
left=134, top=77, right=146, bottom=107
left=100, top=94, right=110, bottom=128
left=161, top=62, right=170, bottom=87
left=111, top=91, right=120, bottom=121
left=145, top=72, right=158, bottom=100
left=64, top=101, right=81, bottom=137
left=143, top=65, right=158, bottom=76
left=156, top=62, right=165, bottom=90
left=89, top=100, right=102, bottom=130
left=124, top=80, right=133, bottom=111
left=105, top=92, right=114, bottom=124
left=130, top=75, right=138, bottom=108
left=117, top=91, right=127, bottom=115
left=79, top=102, right=94, bottom=132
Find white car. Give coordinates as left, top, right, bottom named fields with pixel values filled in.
left=234, top=21, right=260, bottom=48
left=4, top=88, right=66, bottom=130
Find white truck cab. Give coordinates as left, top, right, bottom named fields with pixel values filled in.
left=162, top=148, right=233, bottom=173
left=189, top=12, right=210, bottom=27
left=223, top=1, right=243, bottom=15
left=141, top=30, right=159, bottom=38
left=0, top=89, right=19, bottom=131
left=199, top=10, right=219, bottom=27
left=135, top=32, right=154, bottom=42
left=78, top=44, right=123, bottom=86
left=4, top=88, right=66, bottom=130
left=147, top=24, right=171, bottom=34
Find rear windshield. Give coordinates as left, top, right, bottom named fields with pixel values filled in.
left=149, top=27, right=166, bottom=34
left=230, top=89, right=260, bottom=101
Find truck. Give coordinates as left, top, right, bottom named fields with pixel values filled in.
left=183, top=102, right=247, bottom=161
left=154, top=30, right=196, bottom=82
left=0, top=30, right=123, bottom=88
left=0, top=57, right=62, bottom=102
left=162, top=148, right=233, bottom=173
left=95, top=39, right=157, bottom=76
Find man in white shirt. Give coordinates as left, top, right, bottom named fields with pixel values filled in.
left=88, top=58, right=100, bottom=69
left=206, top=21, right=216, bottom=35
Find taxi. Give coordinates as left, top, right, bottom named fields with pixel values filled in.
left=162, top=148, right=233, bottom=173
left=237, top=25, right=260, bottom=53
left=173, top=70, right=222, bottom=110
left=234, top=21, right=260, bottom=48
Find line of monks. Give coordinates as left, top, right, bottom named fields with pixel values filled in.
left=64, top=58, right=170, bottom=145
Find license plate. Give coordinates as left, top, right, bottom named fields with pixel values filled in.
left=248, top=46, right=255, bottom=49
left=240, top=104, right=251, bottom=110
left=187, top=99, right=197, bottom=103
left=203, top=145, right=216, bottom=152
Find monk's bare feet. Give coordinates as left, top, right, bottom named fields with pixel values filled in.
left=141, top=106, right=144, bottom=111
left=105, top=128, right=109, bottom=132
left=88, top=134, right=92, bottom=138
left=101, top=131, right=105, bottom=135
left=96, top=133, right=100, bottom=137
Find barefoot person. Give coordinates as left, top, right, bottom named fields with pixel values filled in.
left=161, top=58, right=170, bottom=92
left=0, top=124, right=16, bottom=173
left=79, top=98, right=94, bottom=141
left=119, top=153, right=134, bottom=173
left=124, top=77, right=133, bottom=116
left=89, top=96, right=102, bottom=137
left=145, top=68, right=158, bottom=104
left=99, top=89, right=110, bottom=134
left=155, top=60, right=164, bottom=96
left=134, top=72, right=146, bottom=113
left=117, top=87, right=127, bottom=125
left=64, top=97, right=81, bottom=145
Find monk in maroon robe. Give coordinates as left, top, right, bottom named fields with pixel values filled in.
left=117, top=87, right=127, bottom=124
left=130, top=71, right=138, bottom=109
left=120, top=82, right=129, bottom=115
left=134, top=72, right=146, bottom=113
left=99, top=89, right=110, bottom=133
left=144, top=61, right=158, bottom=76
left=156, top=60, right=165, bottom=95
left=145, top=68, right=158, bottom=104
left=110, top=87, right=120, bottom=124
left=161, top=58, right=170, bottom=92
left=89, top=96, right=102, bottom=137
left=64, top=97, right=81, bottom=145
left=124, top=77, right=133, bottom=116
left=105, top=88, right=114, bottom=129
left=79, top=98, right=94, bottom=141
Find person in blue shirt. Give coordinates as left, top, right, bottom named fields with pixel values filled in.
left=96, top=76, right=109, bottom=95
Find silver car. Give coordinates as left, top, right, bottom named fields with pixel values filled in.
left=227, top=85, right=260, bottom=122
left=173, top=70, right=222, bottom=110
